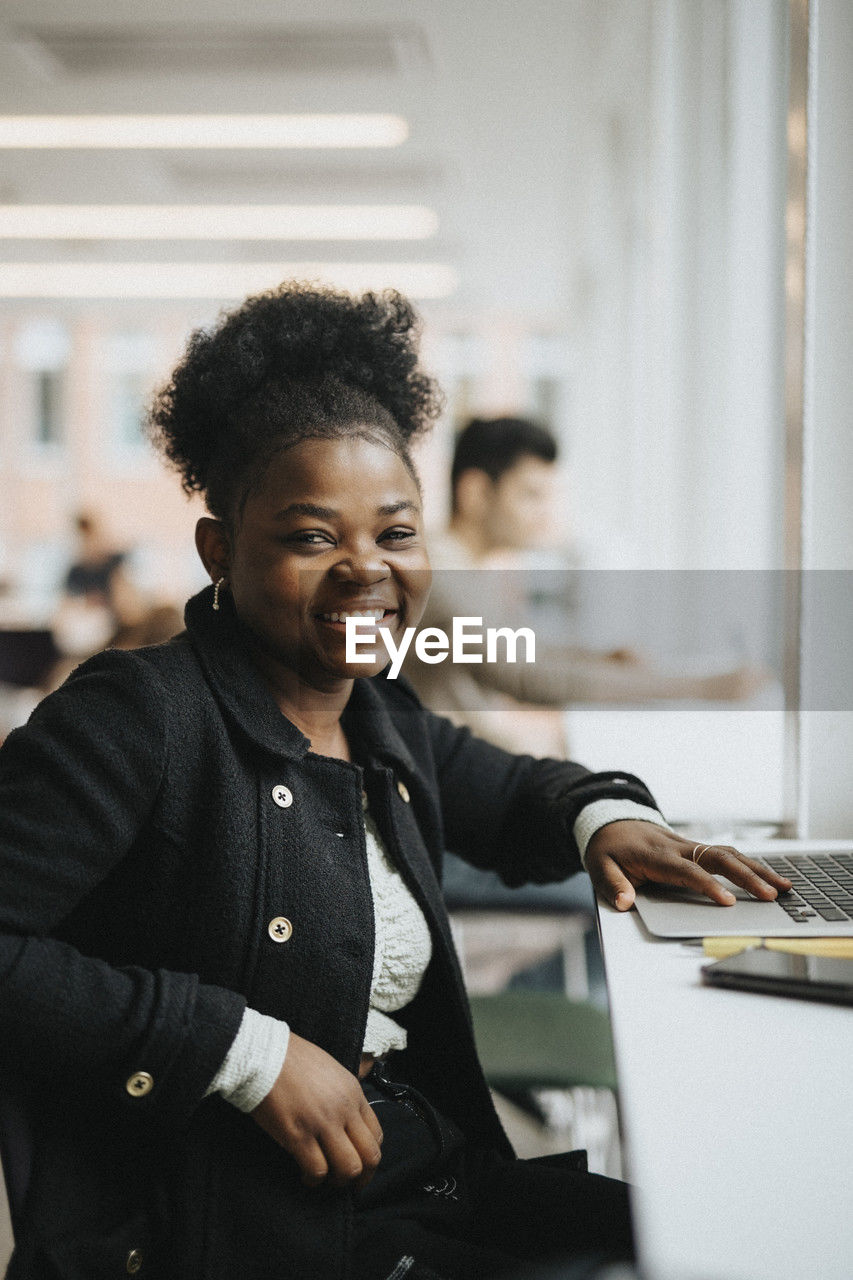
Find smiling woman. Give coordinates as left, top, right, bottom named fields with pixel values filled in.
left=0, top=281, right=789, bottom=1280
left=149, top=283, right=439, bottom=756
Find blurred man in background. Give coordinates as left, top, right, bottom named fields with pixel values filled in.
left=406, top=417, right=765, bottom=756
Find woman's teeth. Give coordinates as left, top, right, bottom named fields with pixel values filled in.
left=320, top=609, right=387, bottom=623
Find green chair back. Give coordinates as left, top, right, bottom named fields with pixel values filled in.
left=469, top=990, right=618, bottom=1093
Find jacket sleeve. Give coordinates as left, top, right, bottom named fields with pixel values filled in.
left=0, top=649, right=246, bottom=1129
left=423, top=706, right=660, bottom=886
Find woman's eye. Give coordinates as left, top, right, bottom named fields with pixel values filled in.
left=381, top=527, right=417, bottom=543
left=287, top=531, right=334, bottom=546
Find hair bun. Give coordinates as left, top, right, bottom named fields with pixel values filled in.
left=149, top=281, right=443, bottom=518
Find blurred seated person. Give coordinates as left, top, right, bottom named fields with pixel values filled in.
left=44, top=513, right=182, bottom=693
left=52, top=510, right=145, bottom=659
left=406, top=416, right=766, bottom=757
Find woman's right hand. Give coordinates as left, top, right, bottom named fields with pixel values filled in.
left=251, top=1033, right=383, bottom=1189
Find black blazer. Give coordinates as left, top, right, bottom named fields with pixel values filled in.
left=0, top=586, right=657, bottom=1280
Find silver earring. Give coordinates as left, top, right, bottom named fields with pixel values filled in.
left=212, top=577, right=226, bottom=611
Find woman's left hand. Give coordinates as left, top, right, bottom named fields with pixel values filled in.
left=584, top=820, right=792, bottom=911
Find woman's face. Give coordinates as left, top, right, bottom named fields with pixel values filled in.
left=223, top=434, right=431, bottom=690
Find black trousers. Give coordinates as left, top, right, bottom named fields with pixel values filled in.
left=353, top=1065, right=635, bottom=1280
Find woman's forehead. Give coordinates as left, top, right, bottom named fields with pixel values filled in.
left=252, top=434, right=419, bottom=508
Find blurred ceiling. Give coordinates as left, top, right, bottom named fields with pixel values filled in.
left=0, top=0, right=647, bottom=317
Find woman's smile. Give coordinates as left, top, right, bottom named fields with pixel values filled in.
left=315, top=606, right=397, bottom=627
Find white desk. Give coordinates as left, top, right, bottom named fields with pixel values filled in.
left=597, top=900, right=853, bottom=1280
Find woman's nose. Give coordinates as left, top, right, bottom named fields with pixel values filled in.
left=329, top=545, right=390, bottom=585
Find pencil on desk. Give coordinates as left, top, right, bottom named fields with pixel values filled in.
left=700, top=936, right=853, bottom=959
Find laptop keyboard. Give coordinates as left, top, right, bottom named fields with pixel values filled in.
left=761, top=853, right=853, bottom=923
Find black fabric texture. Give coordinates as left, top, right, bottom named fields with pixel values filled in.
left=352, top=1066, right=633, bottom=1280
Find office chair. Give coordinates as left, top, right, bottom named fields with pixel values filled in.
left=468, top=990, right=618, bottom=1094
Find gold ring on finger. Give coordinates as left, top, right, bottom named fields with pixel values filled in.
left=692, top=843, right=712, bottom=867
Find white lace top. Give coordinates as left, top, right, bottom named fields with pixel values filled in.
left=361, top=807, right=433, bottom=1055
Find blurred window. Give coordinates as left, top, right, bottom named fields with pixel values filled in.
left=521, top=332, right=575, bottom=443
left=434, top=332, right=490, bottom=430
left=34, top=370, right=65, bottom=446
left=105, top=332, right=157, bottom=456
left=14, top=319, right=70, bottom=452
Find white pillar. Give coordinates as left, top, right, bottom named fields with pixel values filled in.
left=799, top=0, right=853, bottom=836
left=631, top=0, right=787, bottom=570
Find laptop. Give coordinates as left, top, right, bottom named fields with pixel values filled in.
left=632, top=839, right=853, bottom=938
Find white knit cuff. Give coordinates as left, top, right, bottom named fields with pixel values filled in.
left=362, top=1008, right=409, bottom=1057
left=204, top=1006, right=291, bottom=1114
left=573, top=800, right=674, bottom=870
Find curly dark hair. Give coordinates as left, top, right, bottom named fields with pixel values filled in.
left=148, top=281, right=444, bottom=523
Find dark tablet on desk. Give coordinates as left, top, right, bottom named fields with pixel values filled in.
left=701, top=946, right=853, bottom=1005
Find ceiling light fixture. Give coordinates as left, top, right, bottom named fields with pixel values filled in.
left=0, top=114, right=409, bottom=149
left=0, top=204, right=438, bottom=241
left=0, top=262, right=458, bottom=300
